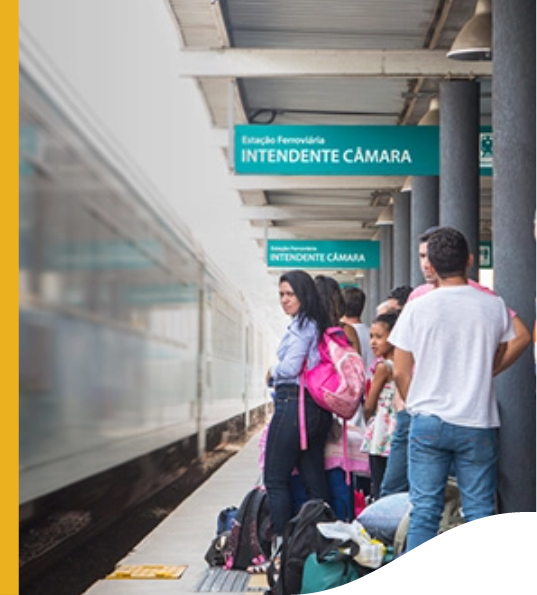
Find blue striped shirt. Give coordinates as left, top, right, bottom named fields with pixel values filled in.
left=271, top=317, right=320, bottom=386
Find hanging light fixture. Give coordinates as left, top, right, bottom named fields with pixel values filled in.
left=447, top=0, right=492, bottom=61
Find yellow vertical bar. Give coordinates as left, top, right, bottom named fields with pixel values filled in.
left=2, top=1, right=18, bottom=594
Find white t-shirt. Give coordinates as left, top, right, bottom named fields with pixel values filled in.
left=389, top=284, right=515, bottom=428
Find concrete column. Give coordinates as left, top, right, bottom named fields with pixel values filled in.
left=379, top=225, right=393, bottom=300
left=361, top=272, right=371, bottom=324
left=493, top=0, right=536, bottom=513
left=410, top=176, right=439, bottom=287
left=439, top=80, right=480, bottom=280
left=393, top=191, right=411, bottom=287
left=364, top=268, right=380, bottom=324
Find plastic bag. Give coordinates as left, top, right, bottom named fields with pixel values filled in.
left=317, top=519, right=386, bottom=569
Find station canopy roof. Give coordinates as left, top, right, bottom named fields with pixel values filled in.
left=166, top=0, right=492, bottom=285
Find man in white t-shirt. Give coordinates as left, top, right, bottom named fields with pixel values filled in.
left=380, top=226, right=531, bottom=499
left=390, top=227, right=516, bottom=551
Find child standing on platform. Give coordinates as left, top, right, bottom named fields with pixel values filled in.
left=361, top=312, right=399, bottom=500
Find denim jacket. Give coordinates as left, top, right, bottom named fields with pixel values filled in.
left=271, top=316, right=320, bottom=386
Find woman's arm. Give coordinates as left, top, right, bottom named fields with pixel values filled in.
left=272, top=322, right=316, bottom=383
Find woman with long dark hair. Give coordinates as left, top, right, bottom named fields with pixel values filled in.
left=260, top=270, right=333, bottom=568
left=314, top=274, right=361, bottom=352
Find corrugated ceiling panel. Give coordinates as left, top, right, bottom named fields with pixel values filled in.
left=223, top=0, right=436, bottom=49
left=168, top=0, right=223, bottom=47
left=241, top=77, right=404, bottom=126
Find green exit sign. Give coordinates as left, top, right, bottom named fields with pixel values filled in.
left=479, top=241, right=493, bottom=268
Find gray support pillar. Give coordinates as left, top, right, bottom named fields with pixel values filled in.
left=493, top=0, right=536, bottom=513
left=361, top=272, right=370, bottom=324
left=439, top=80, right=480, bottom=280
left=364, top=268, right=380, bottom=324
left=410, top=176, right=439, bottom=287
left=393, top=191, right=411, bottom=287
left=380, top=225, right=393, bottom=299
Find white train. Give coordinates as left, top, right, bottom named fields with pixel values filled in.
left=19, top=65, right=276, bottom=524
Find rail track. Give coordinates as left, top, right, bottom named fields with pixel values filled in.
left=19, top=440, right=248, bottom=595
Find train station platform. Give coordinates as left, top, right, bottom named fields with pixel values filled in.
left=82, top=431, right=269, bottom=595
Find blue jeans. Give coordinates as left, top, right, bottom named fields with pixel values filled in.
left=264, top=384, right=332, bottom=535
left=406, top=414, right=499, bottom=552
left=379, top=409, right=411, bottom=497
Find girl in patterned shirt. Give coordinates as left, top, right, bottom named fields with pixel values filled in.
left=361, top=311, right=400, bottom=500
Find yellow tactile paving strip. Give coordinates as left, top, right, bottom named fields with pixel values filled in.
left=247, top=573, right=269, bottom=590
left=106, top=565, right=187, bottom=579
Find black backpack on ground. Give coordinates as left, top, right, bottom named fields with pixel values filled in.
left=204, top=530, right=231, bottom=567
left=268, top=499, right=339, bottom=595
left=223, top=486, right=272, bottom=570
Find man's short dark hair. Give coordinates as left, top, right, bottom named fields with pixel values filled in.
left=342, top=286, right=366, bottom=318
left=427, top=227, right=469, bottom=279
left=387, top=285, right=413, bottom=308
left=419, top=225, right=443, bottom=243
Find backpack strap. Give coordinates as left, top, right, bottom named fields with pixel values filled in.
left=299, top=371, right=308, bottom=451
left=342, top=419, right=351, bottom=485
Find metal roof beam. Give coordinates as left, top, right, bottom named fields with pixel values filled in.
left=177, top=49, right=492, bottom=78
left=241, top=205, right=380, bottom=221
left=227, top=175, right=404, bottom=191
left=248, top=227, right=375, bottom=240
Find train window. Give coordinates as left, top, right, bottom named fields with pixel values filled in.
left=211, top=293, right=243, bottom=362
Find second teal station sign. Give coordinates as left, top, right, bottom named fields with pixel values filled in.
left=267, top=240, right=380, bottom=269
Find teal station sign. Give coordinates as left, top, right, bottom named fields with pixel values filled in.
left=235, top=124, right=493, bottom=176
left=267, top=240, right=380, bottom=270
left=236, top=125, right=440, bottom=176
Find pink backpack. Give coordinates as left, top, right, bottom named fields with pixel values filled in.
left=299, top=327, right=366, bottom=482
